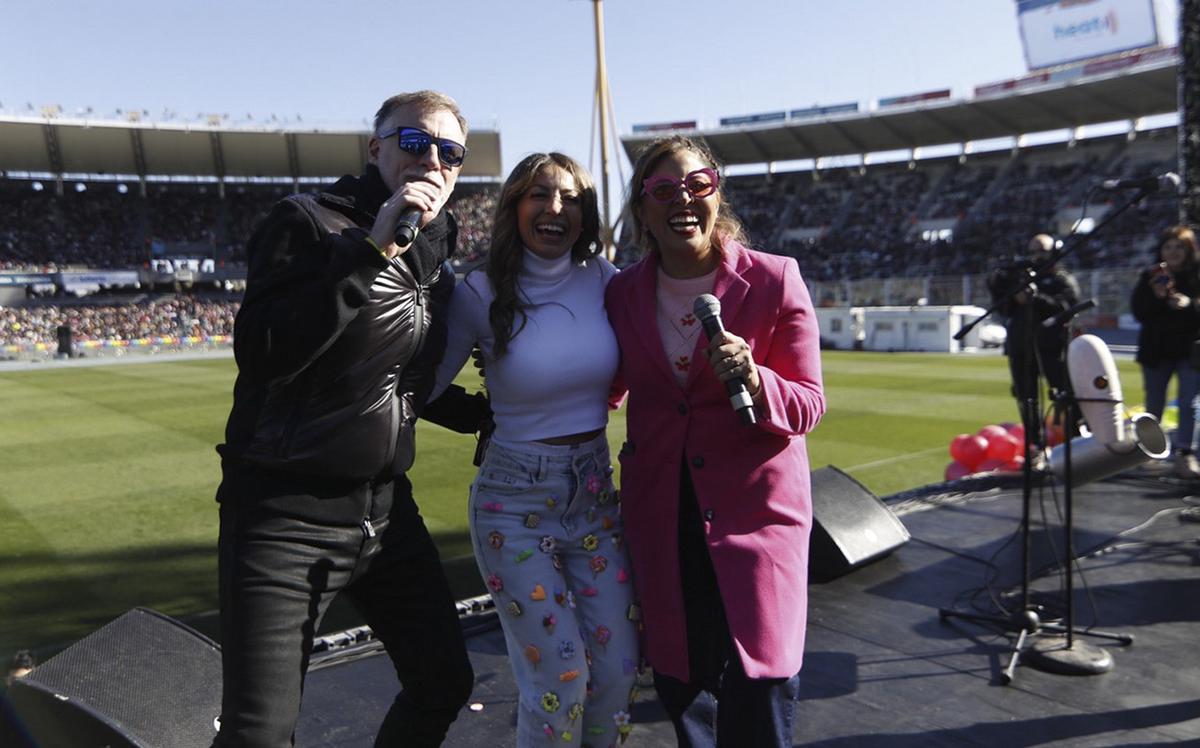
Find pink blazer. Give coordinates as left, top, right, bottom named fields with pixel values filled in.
left=605, top=240, right=825, bottom=680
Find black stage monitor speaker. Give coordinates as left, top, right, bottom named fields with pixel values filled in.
left=809, top=465, right=910, bottom=581
left=4, top=607, right=221, bottom=748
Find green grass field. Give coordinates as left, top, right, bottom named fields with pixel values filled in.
left=0, top=351, right=1148, bottom=662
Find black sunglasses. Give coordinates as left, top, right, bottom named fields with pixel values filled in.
left=377, top=126, right=468, bottom=167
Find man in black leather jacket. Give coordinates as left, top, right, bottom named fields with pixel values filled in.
left=213, top=91, right=487, bottom=747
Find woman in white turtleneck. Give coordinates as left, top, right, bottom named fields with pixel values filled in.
left=429, top=153, right=637, bottom=747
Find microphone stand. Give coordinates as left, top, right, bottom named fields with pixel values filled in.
left=939, top=182, right=1155, bottom=683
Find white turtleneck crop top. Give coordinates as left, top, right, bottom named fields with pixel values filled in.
left=430, top=249, right=619, bottom=443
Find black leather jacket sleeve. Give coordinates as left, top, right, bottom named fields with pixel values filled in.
left=233, top=198, right=389, bottom=387
left=410, top=260, right=493, bottom=435
left=423, top=385, right=492, bottom=434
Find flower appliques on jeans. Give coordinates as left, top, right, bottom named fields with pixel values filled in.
left=615, top=709, right=633, bottom=742
left=586, top=474, right=603, bottom=495
left=594, top=625, right=612, bottom=648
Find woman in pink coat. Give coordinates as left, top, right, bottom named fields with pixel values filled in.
left=605, top=135, right=825, bottom=747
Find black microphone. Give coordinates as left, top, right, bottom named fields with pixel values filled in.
left=394, top=209, right=422, bottom=248
left=693, top=294, right=757, bottom=426
left=1099, top=172, right=1180, bottom=194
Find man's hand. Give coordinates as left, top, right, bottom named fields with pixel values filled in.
left=369, top=179, right=451, bottom=258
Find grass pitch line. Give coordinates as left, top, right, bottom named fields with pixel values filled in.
left=842, top=445, right=947, bottom=473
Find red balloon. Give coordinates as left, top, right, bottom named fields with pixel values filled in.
left=977, top=458, right=1005, bottom=473
left=950, top=434, right=988, bottom=470
left=978, top=425, right=1009, bottom=441
left=1044, top=416, right=1066, bottom=447
left=1000, top=456, right=1025, bottom=472
left=985, top=432, right=1020, bottom=463
left=1004, top=422, right=1025, bottom=444
left=945, top=461, right=971, bottom=481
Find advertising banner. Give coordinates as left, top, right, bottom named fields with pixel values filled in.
left=1018, top=0, right=1160, bottom=70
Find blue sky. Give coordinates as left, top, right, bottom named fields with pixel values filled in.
left=0, top=0, right=1181, bottom=214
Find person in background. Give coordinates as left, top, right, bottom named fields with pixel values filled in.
left=605, top=135, right=825, bottom=747
left=213, top=90, right=487, bottom=747
left=1131, top=225, right=1200, bottom=479
left=987, top=233, right=1082, bottom=463
left=430, top=152, right=638, bottom=746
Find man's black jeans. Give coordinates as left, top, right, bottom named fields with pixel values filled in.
left=213, top=468, right=473, bottom=747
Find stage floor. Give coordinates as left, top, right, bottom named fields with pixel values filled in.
left=295, top=464, right=1200, bottom=747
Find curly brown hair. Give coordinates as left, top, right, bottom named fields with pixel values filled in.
left=485, top=153, right=601, bottom=358
left=621, top=135, right=746, bottom=257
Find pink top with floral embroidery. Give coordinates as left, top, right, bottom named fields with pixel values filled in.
left=654, top=267, right=717, bottom=387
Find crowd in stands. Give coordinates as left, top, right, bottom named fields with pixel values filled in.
left=1, top=294, right=238, bottom=350
left=0, top=181, right=498, bottom=272
left=445, top=189, right=498, bottom=266
left=0, top=128, right=1188, bottom=350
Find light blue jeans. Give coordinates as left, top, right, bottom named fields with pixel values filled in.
left=1141, top=358, right=1199, bottom=453
left=469, top=434, right=639, bottom=747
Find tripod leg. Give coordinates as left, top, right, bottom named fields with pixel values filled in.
left=1001, top=627, right=1029, bottom=685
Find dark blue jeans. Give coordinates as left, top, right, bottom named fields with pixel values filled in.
left=652, top=462, right=800, bottom=748
left=213, top=468, right=473, bottom=747
left=1142, top=358, right=1199, bottom=453
left=653, top=663, right=800, bottom=748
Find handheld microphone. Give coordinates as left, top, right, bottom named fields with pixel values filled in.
left=1099, top=172, right=1180, bottom=194
left=693, top=294, right=757, bottom=426
left=394, top=209, right=423, bottom=248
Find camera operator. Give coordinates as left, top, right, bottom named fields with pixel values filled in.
left=987, top=233, right=1081, bottom=464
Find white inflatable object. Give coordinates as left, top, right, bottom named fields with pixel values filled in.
left=1050, top=335, right=1169, bottom=484
left=1067, top=334, right=1125, bottom=444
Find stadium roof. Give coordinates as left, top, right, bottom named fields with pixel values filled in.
left=621, top=51, right=1180, bottom=167
left=0, top=118, right=502, bottom=180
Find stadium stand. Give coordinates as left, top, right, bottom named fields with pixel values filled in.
left=716, top=127, right=1181, bottom=284
left=2, top=294, right=239, bottom=353
left=0, top=46, right=1190, bottom=356
left=0, top=179, right=496, bottom=354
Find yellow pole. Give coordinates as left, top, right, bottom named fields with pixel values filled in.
left=592, top=0, right=613, bottom=257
